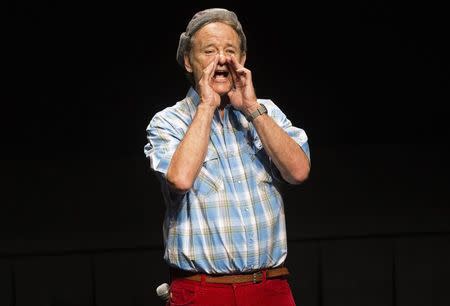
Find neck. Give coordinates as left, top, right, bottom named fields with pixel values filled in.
left=218, top=94, right=231, bottom=110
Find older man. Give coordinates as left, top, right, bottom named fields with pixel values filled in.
left=144, top=8, right=310, bottom=306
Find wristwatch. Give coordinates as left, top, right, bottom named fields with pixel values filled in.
left=246, top=103, right=267, bottom=122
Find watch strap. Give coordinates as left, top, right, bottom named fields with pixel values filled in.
left=246, top=103, right=267, bottom=122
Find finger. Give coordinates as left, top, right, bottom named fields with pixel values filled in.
left=202, top=55, right=219, bottom=83
left=235, top=67, right=248, bottom=77
left=227, top=88, right=235, bottom=100
left=227, top=59, right=239, bottom=89
left=228, top=54, right=244, bottom=71
left=229, top=55, right=251, bottom=80
left=229, top=65, right=250, bottom=89
left=200, top=55, right=218, bottom=83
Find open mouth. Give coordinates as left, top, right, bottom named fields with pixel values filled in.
left=213, top=70, right=229, bottom=79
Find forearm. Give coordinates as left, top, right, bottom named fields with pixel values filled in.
left=166, top=104, right=216, bottom=193
left=252, top=114, right=310, bottom=184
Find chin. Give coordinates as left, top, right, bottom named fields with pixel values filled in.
left=212, top=83, right=233, bottom=96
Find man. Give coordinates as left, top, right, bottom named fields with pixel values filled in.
left=144, top=8, right=310, bottom=306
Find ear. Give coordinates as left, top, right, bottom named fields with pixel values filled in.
left=184, top=54, right=193, bottom=73
left=240, top=53, right=247, bottom=66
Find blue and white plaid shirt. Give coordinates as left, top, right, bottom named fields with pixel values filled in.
left=144, top=87, right=310, bottom=274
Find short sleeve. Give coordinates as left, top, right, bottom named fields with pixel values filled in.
left=144, top=113, right=183, bottom=176
left=262, top=99, right=311, bottom=163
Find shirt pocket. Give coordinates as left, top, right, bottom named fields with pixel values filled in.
left=245, top=144, right=273, bottom=185
left=193, top=150, right=223, bottom=197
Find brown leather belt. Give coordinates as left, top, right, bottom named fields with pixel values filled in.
left=170, top=266, right=289, bottom=284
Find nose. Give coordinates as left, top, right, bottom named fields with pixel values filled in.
left=218, top=52, right=227, bottom=65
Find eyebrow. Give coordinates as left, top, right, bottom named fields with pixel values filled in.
left=201, top=42, right=238, bottom=49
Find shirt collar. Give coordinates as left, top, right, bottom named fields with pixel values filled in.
left=186, top=87, right=200, bottom=107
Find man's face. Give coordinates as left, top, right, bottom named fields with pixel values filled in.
left=184, top=22, right=246, bottom=96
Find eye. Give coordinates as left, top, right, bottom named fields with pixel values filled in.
left=204, top=49, right=216, bottom=55
left=226, top=49, right=236, bottom=55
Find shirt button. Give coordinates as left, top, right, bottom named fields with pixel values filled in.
left=245, top=208, right=249, bottom=211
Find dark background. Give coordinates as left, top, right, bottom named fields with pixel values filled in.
left=2, top=0, right=449, bottom=305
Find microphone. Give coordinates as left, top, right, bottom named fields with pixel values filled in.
left=156, top=283, right=170, bottom=302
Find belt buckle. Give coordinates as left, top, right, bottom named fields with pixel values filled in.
left=252, top=271, right=263, bottom=283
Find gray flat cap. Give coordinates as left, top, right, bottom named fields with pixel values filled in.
left=176, top=8, right=247, bottom=69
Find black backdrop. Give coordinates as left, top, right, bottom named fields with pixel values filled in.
left=2, top=1, right=450, bottom=305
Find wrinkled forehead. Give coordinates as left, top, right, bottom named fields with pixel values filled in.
left=191, top=22, right=241, bottom=49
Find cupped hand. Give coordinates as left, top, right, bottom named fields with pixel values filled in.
left=227, top=55, right=259, bottom=115
left=197, top=55, right=221, bottom=109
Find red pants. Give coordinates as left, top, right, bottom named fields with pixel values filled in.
left=168, top=276, right=296, bottom=306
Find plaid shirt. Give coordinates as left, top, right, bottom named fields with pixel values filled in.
left=144, top=87, right=310, bottom=274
